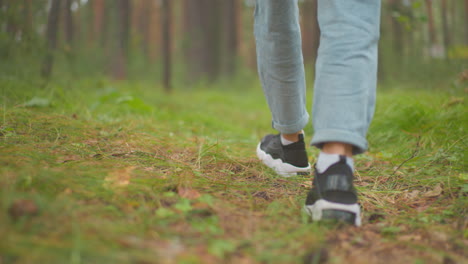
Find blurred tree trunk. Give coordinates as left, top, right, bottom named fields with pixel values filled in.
left=138, top=0, right=151, bottom=59
left=301, top=0, right=320, bottom=66
left=425, top=0, right=444, bottom=58
left=23, top=0, right=33, bottom=38
left=5, top=1, right=18, bottom=36
left=465, top=0, right=468, bottom=44
left=450, top=0, right=457, bottom=44
left=148, top=1, right=160, bottom=61
left=405, top=5, right=415, bottom=58
left=113, top=0, right=130, bottom=79
left=222, top=0, right=239, bottom=76
left=425, top=0, right=436, bottom=45
left=184, top=0, right=197, bottom=80
left=92, top=0, right=105, bottom=45
left=389, top=0, right=404, bottom=56
left=101, top=0, right=111, bottom=48
left=162, top=0, right=171, bottom=92
left=74, top=0, right=85, bottom=51
left=205, top=2, right=222, bottom=80
left=41, top=0, right=61, bottom=79
left=184, top=0, right=222, bottom=82
left=440, top=0, right=450, bottom=57
left=64, top=0, right=74, bottom=46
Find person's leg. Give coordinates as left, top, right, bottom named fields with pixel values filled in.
left=254, top=0, right=309, bottom=135
left=304, top=0, right=381, bottom=226
left=254, top=0, right=311, bottom=177
left=312, top=0, right=381, bottom=154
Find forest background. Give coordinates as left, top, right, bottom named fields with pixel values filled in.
left=0, top=1, right=467, bottom=264
left=1, top=0, right=467, bottom=87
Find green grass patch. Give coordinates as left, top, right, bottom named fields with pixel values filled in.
left=0, top=76, right=466, bottom=263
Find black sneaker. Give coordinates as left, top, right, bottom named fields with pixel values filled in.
left=304, top=156, right=361, bottom=226
left=256, top=134, right=311, bottom=177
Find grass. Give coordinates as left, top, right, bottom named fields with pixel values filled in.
left=0, top=75, right=466, bottom=264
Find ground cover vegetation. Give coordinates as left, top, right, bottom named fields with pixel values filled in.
left=0, top=73, right=466, bottom=263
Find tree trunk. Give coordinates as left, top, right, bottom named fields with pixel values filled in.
left=5, top=1, right=18, bottom=36
left=440, top=0, right=450, bottom=57
left=425, top=0, right=436, bottom=45
left=22, top=0, right=33, bottom=38
left=147, top=1, right=160, bottom=61
left=465, top=0, right=468, bottom=45
left=184, top=0, right=200, bottom=81
left=41, top=0, right=61, bottom=79
left=406, top=4, right=415, bottom=57
left=301, top=0, right=320, bottom=66
left=113, top=0, right=130, bottom=79
left=222, top=0, right=239, bottom=76
left=425, top=0, right=443, bottom=58
left=390, top=0, right=404, bottom=56
left=184, top=0, right=222, bottom=82
left=161, top=0, right=171, bottom=92
left=64, top=0, right=74, bottom=46
left=92, top=0, right=105, bottom=45
left=138, top=0, right=151, bottom=59
left=121, top=0, right=130, bottom=59
left=202, top=0, right=222, bottom=81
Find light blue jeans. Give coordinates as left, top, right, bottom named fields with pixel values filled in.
left=255, top=0, right=381, bottom=154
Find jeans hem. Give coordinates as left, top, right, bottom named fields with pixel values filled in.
left=272, top=112, right=309, bottom=134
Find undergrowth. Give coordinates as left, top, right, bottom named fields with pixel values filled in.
left=0, top=76, right=466, bottom=264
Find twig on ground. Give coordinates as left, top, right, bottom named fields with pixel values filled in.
left=391, top=136, right=421, bottom=176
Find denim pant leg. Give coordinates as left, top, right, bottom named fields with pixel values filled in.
left=311, top=0, right=381, bottom=154
left=254, top=0, right=309, bottom=134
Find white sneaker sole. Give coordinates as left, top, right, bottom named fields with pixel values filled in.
left=256, top=143, right=311, bottom=177
left=304, top=199, right=361, bottom=226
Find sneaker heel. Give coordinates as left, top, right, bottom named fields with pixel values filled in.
left=322, top=209, right=356, bottom=225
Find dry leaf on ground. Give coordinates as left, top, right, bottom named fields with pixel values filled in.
left=423, top=183, right=443, bottom=198
left=177, top=186, right=201, bottom=199
left=300, top=181, right=312, bottom=188
left=57, top=155, right=81, bottom=163
left=104, top=166, right=135, bottom=188
left=8, top=199, right=39, bottom=220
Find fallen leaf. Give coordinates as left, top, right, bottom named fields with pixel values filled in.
left=432, top=231, right=449, bottom=242
left=92, top=153, right=103, bottom=159
left=406, top=190, right=420, bottom=200
left=57, top=155, right=81, bottom=163
left=416, top=205, right=430, bottom=212
left=84, top=139, right=99, bottom=145
left=252, top=191, right=270, bottom=201
left=423, top=183, right=443, bottom=198
left=444, top=97, right=464, bottom=108
left=118, top=236, right=185, bottom=260
left=368, top=213, right=385, bottom=223
left=398, top=234, right=422, bottom=242
left=8, top=199, right=39, bottom=220
left=177, top=186, right=201, bottom=199
left=111, top=152, right=129, bottom=157
left=104, top=167, right=135, bottom=188
left=360, top=161, right=373, bottom=170
left=443, top=256, right=457, bottom=264
left=300, top=181, right=312, bottom=188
